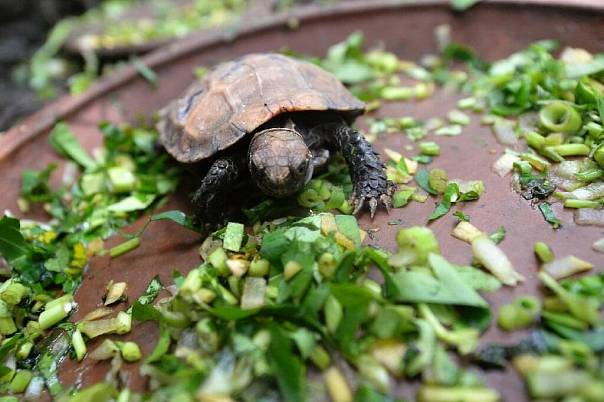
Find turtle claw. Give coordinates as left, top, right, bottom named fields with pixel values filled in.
left=368, top=198, right=378, bottom=219
left=351, top=195, right=366, bottom=215
left=380, top=192, right=393, bottom=214
left=350, top=181, right=396, bottom=219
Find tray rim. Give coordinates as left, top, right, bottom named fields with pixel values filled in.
left=2, top=0, right=603, bottom=161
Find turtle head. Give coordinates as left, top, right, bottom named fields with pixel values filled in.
left=248, top=128, right=313, bottom=198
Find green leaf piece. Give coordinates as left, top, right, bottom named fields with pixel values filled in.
left=49, top=122, right=96, bottom=170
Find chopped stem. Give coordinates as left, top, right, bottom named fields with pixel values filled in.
left=550, top=144, right=591, bottom=156
left=109, top=237, right=140, bottom=258
left=564, top=199, right=601, bottom=209
left=71, top=329, right=87, bottom=362
left=534, top=242, right=554, bottom=263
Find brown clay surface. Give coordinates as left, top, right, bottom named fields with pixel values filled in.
left=1, top=1, right=604, bottom=400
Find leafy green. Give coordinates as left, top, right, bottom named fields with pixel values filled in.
left=68, top=383, right=117, bottom=402
left=49, top=122, right=97, bottom=170
left=144, top=324, right=171, bottom=364
left=428, top=182, right=481, bottom=221
left=107, top=193, right=156, bottom=212
left=44, top=244, right=70, bottom=273
left=458, top=40, right=564, bottom=116
left=243, top=200, right=276, bottom=223
left=335, top=215, right=361, bottom=247
left=21, top=164, right=57, bottom=202
left=490, top=226, right=506, bottom=244
left=451, top=0, right=482, bottom=11
left=267, top=325, right=306, bottom=402
left=455, top=265, right=501, bottom=292
left=151, top=210, right=199, bottom=232
left=390, top=226, right=440, bottom=267
left=597, top=95, right=604, bottom=123
left=405, top=319, right=436, bottom=377
left=453, top=211, right=470, bottom=222
left=355, top=384, right=405, bottom=402
left=131, top=302, right=161, bottom=322
left=133, top=57, right=159, bottom=88
left=393, top=188, right=416, bottom=208
left=428, top=183, right=458, bottom=221
left=132, top=275, right=163, bottom=308
left=540, top=272, right=600, bottom=326
left=440, top=42, right=489, bottom=71
left=223, top=222, right=245, bottom=252
left=320, top=31, right=375, bottom=84
left=538, top=202, right=561, bottom=229
left=29, top=18, right=78, bottom=98
left=415, top=169, right=438, bottom=195
left=382, top=254, right=488, bottom=308
left=0, top=216, right=31, bottom=266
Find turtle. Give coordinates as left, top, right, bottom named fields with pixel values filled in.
left=157, top=53, right=394, bottom=223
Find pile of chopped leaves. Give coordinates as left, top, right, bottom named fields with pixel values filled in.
left=0, top=121, right=180, bottom=400
left=302, top=28, right=604, bottom=230
left=25, top=0, right=246, bottom=98
left=1, top=26, right=604, bottom=402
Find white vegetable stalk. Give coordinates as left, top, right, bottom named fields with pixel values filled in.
left=568, top=182, right=604, bottom=201
left=104, top=281, right=127, bottom=306
left=574, top=208, right=604, bottom=227
left=493, top=153, right=520, bottom=177
left=471, top=236, right=525, bottom=286
left=593, top=237, right=604, bottom=253
left=240, top=277, right=266, bottom=310
left=492, top=118, right=518, bottom=145
left=452, top=221, right=483, bottom=244
left=541, top=256, right=593, bottom=279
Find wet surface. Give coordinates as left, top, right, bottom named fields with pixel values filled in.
left=1, top=1, right=603, bottom=400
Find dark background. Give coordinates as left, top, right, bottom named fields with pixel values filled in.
left=0, top=0, right=100, bottom=131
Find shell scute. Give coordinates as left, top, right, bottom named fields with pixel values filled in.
left=158, top=53, right=364, bottom=163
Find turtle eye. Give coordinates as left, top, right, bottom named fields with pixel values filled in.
left=296, top=162, right=308, bottom=175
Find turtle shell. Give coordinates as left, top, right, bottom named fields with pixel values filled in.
left=158, top=53, right=365, bottom=163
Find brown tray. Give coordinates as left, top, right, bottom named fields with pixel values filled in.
left=2, top=0, right=604, bottom=400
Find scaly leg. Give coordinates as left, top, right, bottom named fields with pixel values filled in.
left=330, top=124, right=394, bottom=218
left=191, top=155, right=245, bottom=225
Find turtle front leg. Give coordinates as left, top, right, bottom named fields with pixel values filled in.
left=191, top=156, right=245, bottom=225
left=330, top=124, right=394, bottom=218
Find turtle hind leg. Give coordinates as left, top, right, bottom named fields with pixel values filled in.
left=191, top=155, right=245, bottom=226
left=330, top=124, right=395, bottom=218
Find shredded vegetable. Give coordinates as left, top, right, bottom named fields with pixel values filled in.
left=3, top=27, right=604, bottom=402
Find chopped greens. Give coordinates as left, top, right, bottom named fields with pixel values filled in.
left=538, top=202, right=562, bottom=229
left=82, top=215, right=499, bottom=400
left=0, top=121, right=179, bottom=397
left=49, top=122, right=97, bottom=170
left=27, top=0, right=246, bottom=97
left=132, top=57, right=159, bottom=88
left=443, top=37, right=604, bottom=226
left=428, top=181, right=481, bottom=221
left=5, top=25, right=604, bottom=402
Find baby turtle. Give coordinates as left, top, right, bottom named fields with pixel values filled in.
left=158, top=53, right=393, bottom=223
